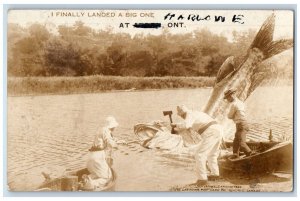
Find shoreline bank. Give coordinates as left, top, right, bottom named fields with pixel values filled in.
left=8, top=76, right=215, bottom=96
left=7, top=76, right=292, bottom=96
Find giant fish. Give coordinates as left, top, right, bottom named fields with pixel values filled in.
left=204, top=14, right=293, bottom=119
left=203, top=13, right=293, bottom=139
left=134, top=14, right=293, bottom=149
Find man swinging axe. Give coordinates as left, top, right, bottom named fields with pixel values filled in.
left=171, top=105, right=223, bottom=187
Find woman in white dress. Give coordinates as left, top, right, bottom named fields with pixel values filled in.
left=82, top=116, right=124, bottom=190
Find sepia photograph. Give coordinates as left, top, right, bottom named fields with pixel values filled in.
left=6, top=9, right=294, bottom=192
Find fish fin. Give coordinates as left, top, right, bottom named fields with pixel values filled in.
left=214, top=68, right=238, bottom=87
left=264, top=39, right=294, bottom=59
left=216, top=56, right=235, bottom=83
left=250, top=13, right=275, bottom=53
left=250, top=13, right=293, bottom=59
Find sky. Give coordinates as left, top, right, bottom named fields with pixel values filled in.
left=8, top=10, right=294, bottom=41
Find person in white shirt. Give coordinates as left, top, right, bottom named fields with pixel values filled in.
left=224, top=89, right=254, bottom=158
left=82, top=116, right=125, bottom=190
left=171, top=105, right=223, bottom=187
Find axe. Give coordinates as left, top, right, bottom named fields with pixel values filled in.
left=163, top=111, right=176, bottom=134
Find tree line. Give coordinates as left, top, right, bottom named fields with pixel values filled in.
left=7, top=21, right=292, bottom=78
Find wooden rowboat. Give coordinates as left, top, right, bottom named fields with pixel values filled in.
left=219, top=141, right=293, bottom=174
left=35, top=168, right=116, bottom=191
left=134, top=122, right=293, bottom=175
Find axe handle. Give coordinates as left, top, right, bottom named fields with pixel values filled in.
left=168, top=114, right=176, bottom=134
left=168, top=115, right=173, bottom=123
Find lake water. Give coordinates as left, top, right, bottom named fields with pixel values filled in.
left=7, top=87, right=293, bottom=191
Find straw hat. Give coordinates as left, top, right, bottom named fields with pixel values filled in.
left=223, top=89, right=236, bottom=99
left=177, top=105, right=190, bottom=113
left=105, top=116, right=119, bottom=128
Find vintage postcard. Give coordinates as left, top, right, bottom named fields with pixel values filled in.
left=6, top=9, right=294, bottom=192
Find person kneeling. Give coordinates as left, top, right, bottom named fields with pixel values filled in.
left=82, top=116, right=122, bottom=190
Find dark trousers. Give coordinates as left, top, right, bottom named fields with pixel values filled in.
left=233, top=122, right=252, bottom=156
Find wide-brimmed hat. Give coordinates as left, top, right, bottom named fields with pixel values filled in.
left=177, top=105, right=190, bottom=113
left=224, top=89, right=236, bottom=99
left=105, top=116, right=119, bottom=128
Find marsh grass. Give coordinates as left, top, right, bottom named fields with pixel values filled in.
left=8, top=76, right=215, bottom=96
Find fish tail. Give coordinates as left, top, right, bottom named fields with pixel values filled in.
left=250, top=13, right=293, bottom=59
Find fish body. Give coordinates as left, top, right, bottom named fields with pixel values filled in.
left=203, top=14, right=293, bottom=126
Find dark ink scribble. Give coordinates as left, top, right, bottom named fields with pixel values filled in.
left=133, top=23, right=161, bottom=29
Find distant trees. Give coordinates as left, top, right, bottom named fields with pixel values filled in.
left=7, top=21, right=293, bottom=78
left=44, top=37, right=82, bottom=76
left=8, top=23, right=50, bottom=76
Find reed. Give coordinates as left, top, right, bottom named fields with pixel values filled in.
left=8, top=76, right=215, bottom=96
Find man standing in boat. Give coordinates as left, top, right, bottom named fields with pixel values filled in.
left=224, top=89, right=255, bottom=158
left=171, top=105, right=223, bottom=187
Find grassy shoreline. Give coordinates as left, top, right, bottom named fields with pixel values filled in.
left=7, top=76, right=293, bottom=96
left=8, top=76, right=215, bottom=96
